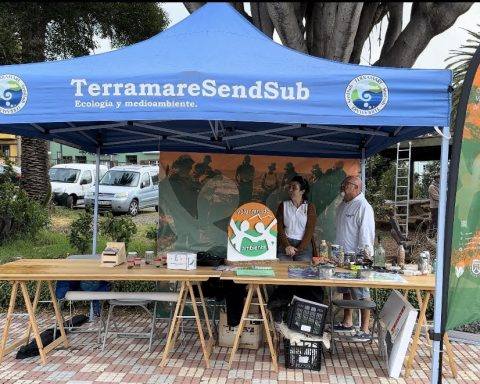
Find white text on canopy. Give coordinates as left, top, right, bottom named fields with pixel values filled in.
left=70, top=79, right=310, bottom=101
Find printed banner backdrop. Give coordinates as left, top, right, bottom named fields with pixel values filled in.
left=445, top=49, right=480, bottom=330
left=157, top=152, right=359, bottom=255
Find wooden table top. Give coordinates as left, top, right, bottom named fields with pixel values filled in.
left=0, top=259, right=435, bottom=290
left=220, top=262, right=435, bottom=291
left=0, top=259, right=221, bottom=281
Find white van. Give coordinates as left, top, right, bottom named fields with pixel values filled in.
left=49, top=163, right=108, bottom=208
left=85, top=165, right=159, bottom=216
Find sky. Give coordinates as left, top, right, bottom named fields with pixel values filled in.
left=97, top=2, right=480, bottom=70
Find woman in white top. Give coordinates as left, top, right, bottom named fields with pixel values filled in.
left=269, top=176, right=322, bottom=321
left=276, top=175, right=317, bottom=261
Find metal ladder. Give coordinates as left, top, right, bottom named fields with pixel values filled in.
left=394, top=142, right=412, bottom=238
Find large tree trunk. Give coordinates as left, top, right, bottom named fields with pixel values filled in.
left=18, top=3, right=51, bottom=205
left=251, top=3, right=274, bottom=39
left=375, top=3, right=474, bottom=67
left=349, top=3, right=386, bottom=64
left=266, top=2, right=307, bottom=53
left=183, top=2, right=473, bottom=68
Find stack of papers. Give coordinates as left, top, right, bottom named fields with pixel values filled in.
left=333, top=271, right=359, bottom=280
left=235, top=266, right=275, bottom=277
left=370, top=272, right=406, bottom=283
left=288, top=266, right=318, bottom=279
left=332, top=271, right=407, bottom=283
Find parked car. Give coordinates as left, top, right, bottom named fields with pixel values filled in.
left=0, top=164, right=21, bottom=181
left=49, top=163, right=108, bottom=208
left=85, top=165, right=159, bottom=216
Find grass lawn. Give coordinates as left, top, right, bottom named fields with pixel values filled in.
left=0, top=207, right=157, bottom=264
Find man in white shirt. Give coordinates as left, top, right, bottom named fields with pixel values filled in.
left=334, top=176, right=375, bottom=342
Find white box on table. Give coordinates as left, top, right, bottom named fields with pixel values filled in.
left=166, top=251, right=197, bottom=270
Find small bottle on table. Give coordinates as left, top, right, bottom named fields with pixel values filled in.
left=397, top=244, right=406, bottom=269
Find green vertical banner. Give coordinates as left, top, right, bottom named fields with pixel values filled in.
left=445, top=47, right=480, bottom=330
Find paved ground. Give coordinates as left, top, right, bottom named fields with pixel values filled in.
left=0, top=310, right=478, bottom=384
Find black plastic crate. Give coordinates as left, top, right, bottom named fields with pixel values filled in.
left=286, top=296, right=328, bottom=337
left=283, top=338, right=323, bottom=371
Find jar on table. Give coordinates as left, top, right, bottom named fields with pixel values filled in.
left=345, top=251, right=356, bottom=266
left=330, top=244, right=340, bottom=262
left=154, top=252, right=167, bottom=268
left=397, top=245, right=406, bottom=269
left=319, top=240, right=329, bottom=259
left=145, top=250, right=154, bottom=265
left=418, top=252, right=430, bottom=275
left=132, top=251, right=142, bottom=267
left=338, top=246, right=345, bottom=265
left=127, top=252, right=137, bottom=268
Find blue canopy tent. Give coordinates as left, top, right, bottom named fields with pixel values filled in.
left=0, top=3, right=451, bottom=381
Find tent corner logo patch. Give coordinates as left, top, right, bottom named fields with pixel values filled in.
left=345, top=74, right=388, bottom=116
left=0, top=74, right=28, bottom=114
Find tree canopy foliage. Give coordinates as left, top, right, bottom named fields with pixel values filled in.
left=0, top=2, right=168, bottom=204
left=1, top=2, right=168, bottom=64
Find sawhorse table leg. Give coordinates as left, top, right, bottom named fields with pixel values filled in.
left=404, top=289, right=457, bottom=378
left=0, top=280, right=68, bottom=365
left=443, top=333, right=458, bottom=378
left=405, top=290, right=430, bottom=377
left=228, top=284, right=278, bottom=371
left=160, top=281, right=213, bottom=368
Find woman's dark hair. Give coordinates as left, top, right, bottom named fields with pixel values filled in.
left=290, top=175, right=309, bottom=200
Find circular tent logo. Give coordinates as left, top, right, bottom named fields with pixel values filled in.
left=0, top=74, right=28, bottom=114
left=345, top=75, right=388, bottom=115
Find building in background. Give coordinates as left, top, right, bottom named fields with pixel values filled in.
left=49, top=142, right=159, bottom=167
left=0, top=138, right=159, bottom=167
left=0, top=134, right=20, bottom=164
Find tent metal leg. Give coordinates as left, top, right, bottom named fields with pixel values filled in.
left=92, top=148, right=100, bottom=256
left=431, top=126, right=450, bottom=384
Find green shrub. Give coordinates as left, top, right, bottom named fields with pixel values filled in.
left=69, top=211, right=93, bottom=254
left=0, top=159, right=19, bottom=185
left=15, top=194, right=50, bottom=239
left=100, top=212, right=137, bottom=247
left=0, top=176, right=49, bottom=244
left=146, top=225, right=157, bottom=241
left=366, top=155, right=396, bottom=222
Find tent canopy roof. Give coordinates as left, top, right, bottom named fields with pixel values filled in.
left=0, top=3, right=451, bottom=158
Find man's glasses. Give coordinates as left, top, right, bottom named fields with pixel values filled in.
left=341, top=181, right=358, bottom=189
